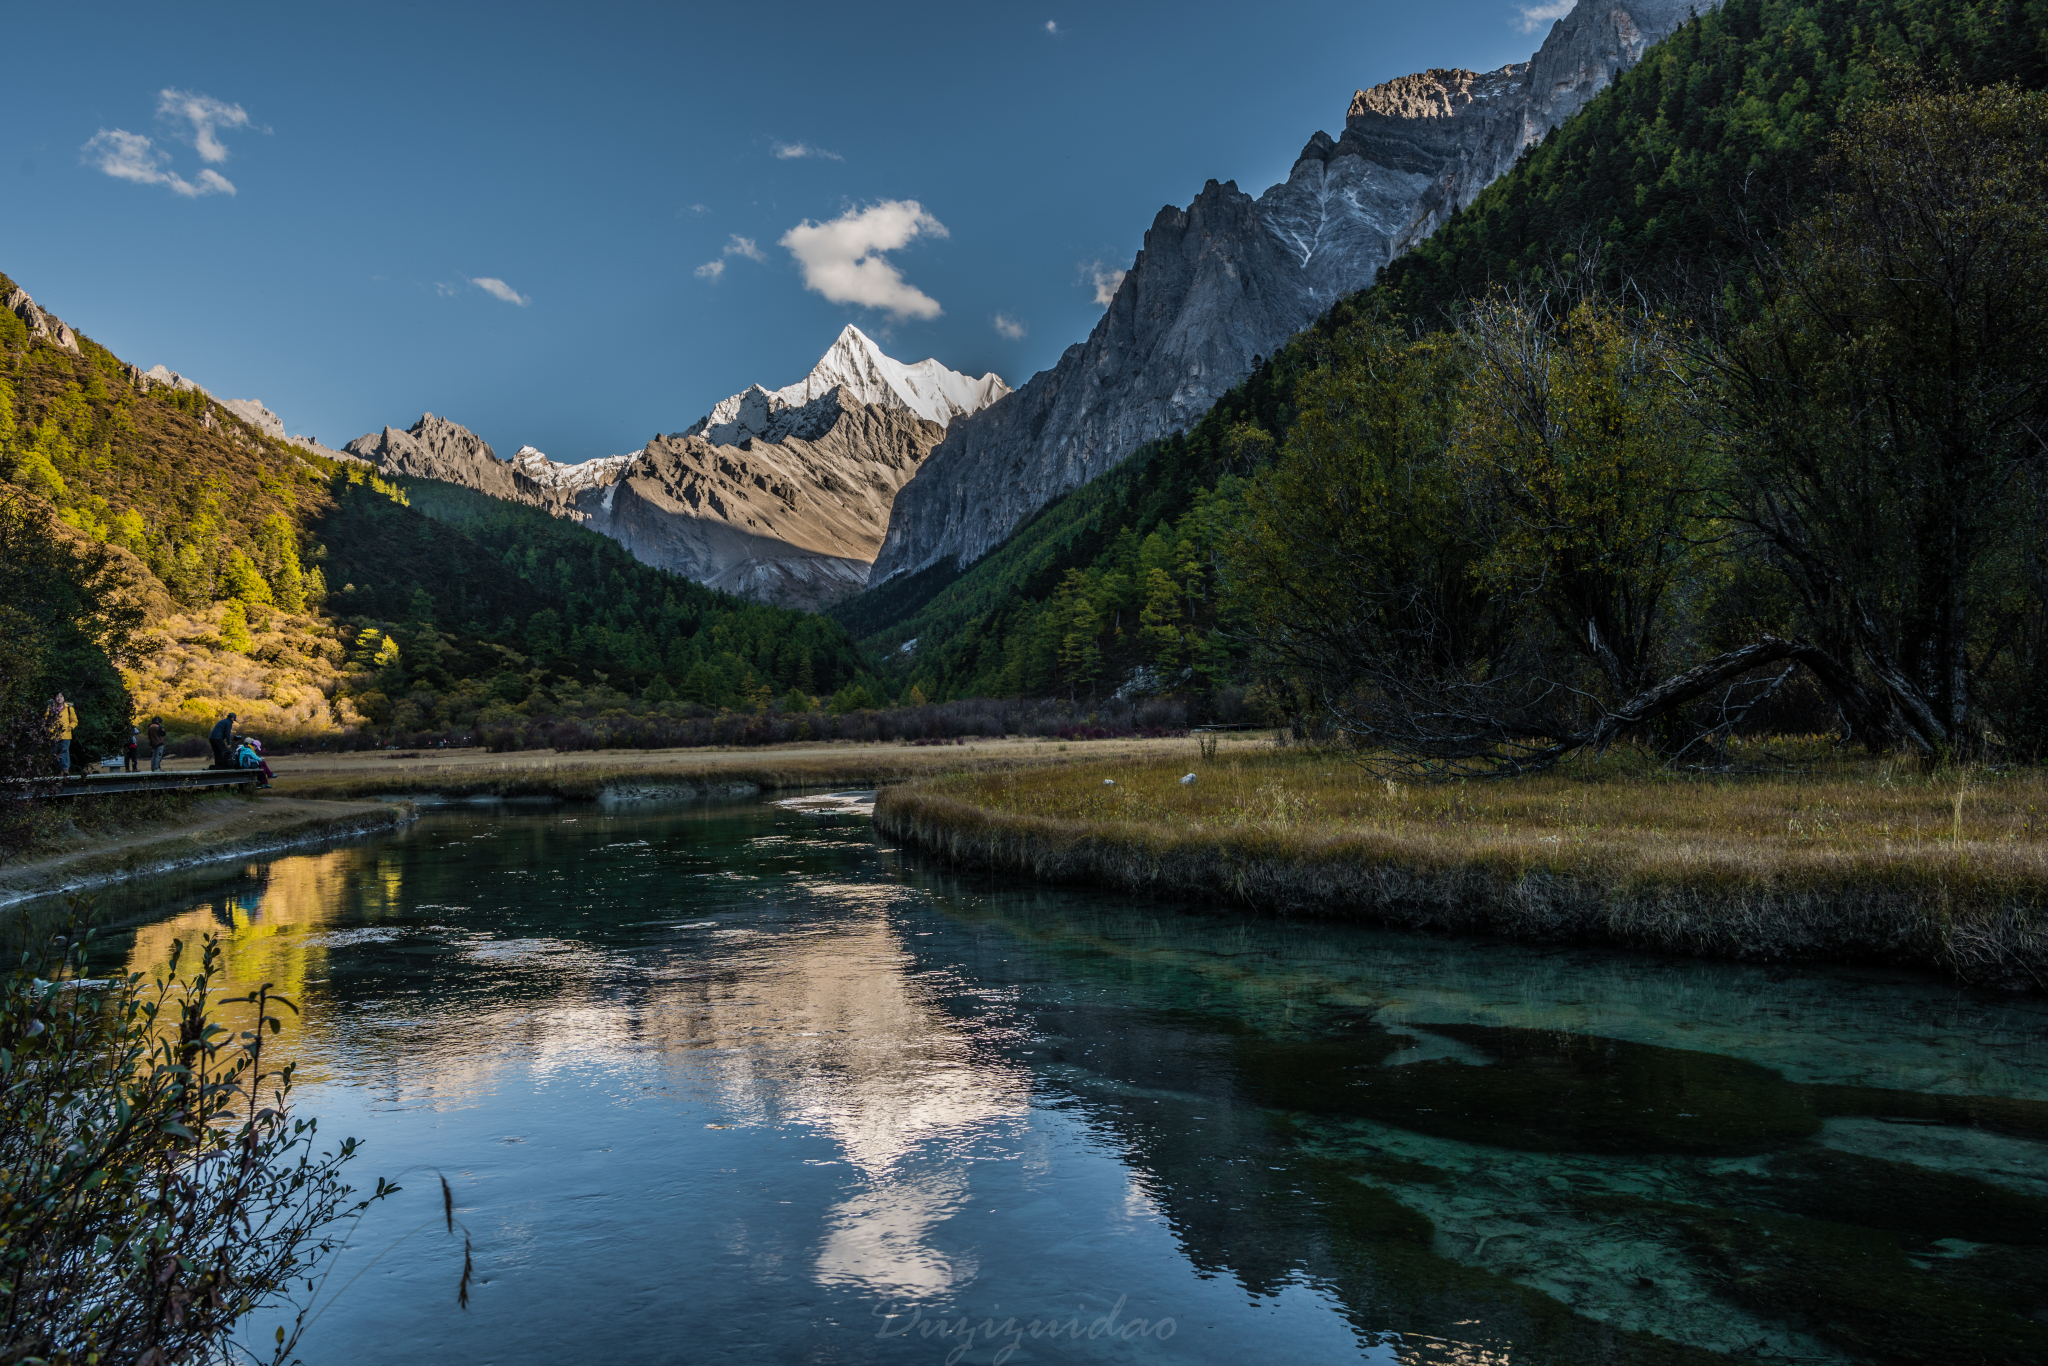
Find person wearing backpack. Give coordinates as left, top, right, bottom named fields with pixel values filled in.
left=147, top=717, right=167, bottom=771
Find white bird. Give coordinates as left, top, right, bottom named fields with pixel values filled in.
left=1180, top=773, right=1197, bottom=784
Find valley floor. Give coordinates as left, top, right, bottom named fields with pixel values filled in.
left=875, top=745, right=2048, bottom=991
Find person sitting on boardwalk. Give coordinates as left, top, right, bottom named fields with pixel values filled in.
left=233, top=735, right=274, bottom=789
left=147, top=716, right=167, bottom=771
left=208, top=712, right=239, bottom=770
left=49, top=693, right=78, bottom=776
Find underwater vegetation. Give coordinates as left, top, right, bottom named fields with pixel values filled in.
left=1215, top=1021, right=2048, bottom=1364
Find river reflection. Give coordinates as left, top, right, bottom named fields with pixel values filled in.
left=83, top=794, right=2048, bottom=1365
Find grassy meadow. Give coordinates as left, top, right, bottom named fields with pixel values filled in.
left=875, top=741, right=2048, bottom=989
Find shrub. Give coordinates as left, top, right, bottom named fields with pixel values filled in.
left=0, top=905, right=399, bottom=1362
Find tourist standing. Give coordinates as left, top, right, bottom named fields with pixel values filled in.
left=208, top=712, right=238, bottom=769
left=49, top=693, right=78, bottom=776
left=147, top=716, right=167, bottom=771
left=124, top=724, right=140, bottom=772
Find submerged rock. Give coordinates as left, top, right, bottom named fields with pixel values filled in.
left=1236, top=1024, right=1822, bottom=1155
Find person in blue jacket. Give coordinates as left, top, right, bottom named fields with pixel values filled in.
left=233, top=735, right=275, bottom=789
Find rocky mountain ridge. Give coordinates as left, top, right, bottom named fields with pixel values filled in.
left=343, top=330, right=1002, bottom=610
left=870, top=0, right=1721, bottom=586
left=135, top=362, right=359, bottom=462
left=511, top=445, right=635, bottom=494
left=344, top=414, right=543, bottom=504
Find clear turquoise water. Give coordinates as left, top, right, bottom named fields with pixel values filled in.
left=87, top=793, right=2048, bottom=1365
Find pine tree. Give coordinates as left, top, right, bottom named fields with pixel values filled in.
left=219, top=601, right=252, bottom=654
left=220, top=549, right=272, bottom=605
left=1138, top=567, right=1183, bottom=667
left=1053, top=569, right=1102, bottom=698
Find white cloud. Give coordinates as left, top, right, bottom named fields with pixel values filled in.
left=1089, top=264, right=1126, bottom=307
left=780, top=200, right=947, bottom=320
left=684, top=203, right=710, bottom=216
left=156, top=89, right=253, bottom=162
left=1514, top=1, right=1575, bottom=32
left=773, top=141, right=843, bottom=162
left=435, top=282, right=459, bottom=297
left=992, top=313, right=1027, bottom=340
left=1045, top=20, right=1062, bottom=36
left=80, top=128, right=235, bottom=197
left=695, top=235, right=767, bottom=282
left=471, top=276, right=530, bottom=306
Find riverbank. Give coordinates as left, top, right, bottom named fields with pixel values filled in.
left=0, top=790, right=415, bottom=909
left=874, top=747, right=2048, bottom=991
left=0, top=736, right=1219, bottom=907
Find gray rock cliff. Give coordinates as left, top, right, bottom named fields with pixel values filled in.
left=4, top=286, right=79, bottom=353
left=870, top=0, right=1720, bottom=585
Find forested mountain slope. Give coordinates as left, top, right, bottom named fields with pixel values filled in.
left=868, top=0, right=1722, bottom=590
left=1381, top=0, right=2048, bottom=317
left=849, top=0, right=2048, bottom=708
left=0, top=271, right=866, bottom=751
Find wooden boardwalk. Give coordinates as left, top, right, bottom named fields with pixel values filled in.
left=30, top=770, right=261, bottom=799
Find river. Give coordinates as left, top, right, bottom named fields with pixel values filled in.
left=83, top=792, right=2048, bottom=1365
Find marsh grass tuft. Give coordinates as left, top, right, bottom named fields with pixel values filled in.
left=876, top=741, right=2048, bottom=989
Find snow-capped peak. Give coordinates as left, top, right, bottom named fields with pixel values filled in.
left=510, top=444, right=635, bottom=493
left=684, top=325, right=1009, bottom=447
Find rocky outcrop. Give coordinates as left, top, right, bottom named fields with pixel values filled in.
left=870, top=0, right=1721, bottom=586
left=138, top=364, right=205, bottom=395
left=219, top=397, right=286, bottom=441
left=5, top=286, right=79, bottom=353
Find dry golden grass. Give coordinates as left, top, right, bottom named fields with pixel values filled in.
left=270, top=734, right=1203, bottom=802
left=876, top=741, right=2048, bottom=989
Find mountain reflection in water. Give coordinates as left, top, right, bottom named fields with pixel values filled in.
left=77, top=794, right=2048, bottom=1365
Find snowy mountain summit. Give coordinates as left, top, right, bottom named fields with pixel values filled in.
left=685, top=324, right=1008, bottom=447
left=510, top=445, right=635, bottom=494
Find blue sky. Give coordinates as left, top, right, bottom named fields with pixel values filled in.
left=3, top=1, right=1564, bottom=462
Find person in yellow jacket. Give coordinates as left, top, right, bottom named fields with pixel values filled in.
left=49, top=692, right=78, bottom=776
